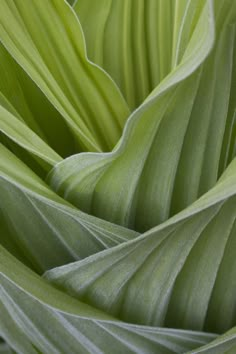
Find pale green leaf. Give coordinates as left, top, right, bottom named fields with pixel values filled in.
left=0, top=43, right=75, bottom=158
left=74, top=0, right=207, bottom=110
left=49, top=0, right=227, bottom=232
left=0, top=246, right=218, bottom=354
left=0, top=144, right=138, bottom=272
left=0, top=0, right=235, bottom=352
left=46, top=158, right=236, bottom=332
left=0, top=100, right=62, bottom=170
left=187, top=327, right=236, bottom=353
left=0, top=0, right=130, bottom=152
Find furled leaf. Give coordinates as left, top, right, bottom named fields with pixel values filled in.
left=46, top=158, right=236, bottom=333
left=49, top=0, right=232, bottom=232
left=74, top=0, right=172, bottom=109
left=0, top=246, right=218, bottom=354
left=0, top=144, right=138, bottom=273
left=74, top=0, right=209, bottom=110
left=187, top=327, right=236, bottom=353
left=0, top=101, right=62, bottom=171
left=0, top=43, right=75, bottom=158
left=0, top=0, right=235, bottom=352
left=0, top=0, right=130, bottom=152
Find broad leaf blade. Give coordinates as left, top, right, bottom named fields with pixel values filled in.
left=74, top=0, right=206, bottom=110
left=0, top=246, right=218, bottom=354
left=46, top=158, right=236, bottom=332
left=0, top=144, right=138, bottom=272
left=49, top=0, right=221, bottom=232
left=0, top=0, right=130, bottom=151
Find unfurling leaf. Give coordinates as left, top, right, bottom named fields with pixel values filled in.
left=0, top=0, right=236, bottom=353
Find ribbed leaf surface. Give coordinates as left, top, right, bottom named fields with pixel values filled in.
left=46, top=158, right=236, bottom=332
left=0, top=0, right=130, bottom=151
left=0, top=144, right=138, bottom=272
left=0, top=247, right=217, bottom=354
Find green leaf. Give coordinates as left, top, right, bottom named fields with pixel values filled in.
left=0, top=339, right=13, bottom=354
left=0, top=144, right=138, bottom=273
left=66, top=0, right=75, bottom=5
left=0, top=246, right=218, bottom=354
left=74, top=0, right=207, bottom=110
left=0, top=1, right=235, bottom=352
left=49, top=0, right=231, bottom=232
left=45, top=158, right=236, bottom=333
left=187, top=327, right=236, bottom=353
left=0, top=0, right=130, bottom=152
left=0, top=43, right=75, bottom=158
left=0, top=100, right=62, bottom=170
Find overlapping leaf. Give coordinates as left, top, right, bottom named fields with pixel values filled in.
left=0, top=0, right=236, bottom=353
left=0, top=0, right=130, bottom=152
left=0, top=144, right=138, bottom=273
left=0, top=246, right=218, bottom=354
left=74, top=0, right=209, bottom=110
left=46, top=157, right=236, bottom=333
left=187, top=327, right=236, bottom=353
left=49, top=0, right=234, bottom=232
left=0, top=43, right=75, bottom=159
left=0, top=103, right=62, bottom=173
left=73, top=0, right=173, bottom=109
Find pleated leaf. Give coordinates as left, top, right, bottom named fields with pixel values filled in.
left=187, top=327, right=236, bottom=353
left=46, top=157, right=236, bottom=333
left=0, top=246, right=217, bottom=354
left=0, top=101, right=62, bottom=172
left=0, top=144, right=138, bottom=273
left=0, top=0, right=130, bottom=152
left=0, top=0, right=235, bottom=353
left=74, top=0, right=208, bottom=110
left=48, top=0, right=234, bottom=232
left=74, top=0, right=172, bottom=109
left=0, top=43, right=75, bottom=158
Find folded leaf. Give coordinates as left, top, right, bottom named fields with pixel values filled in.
left=0, top=246, right=218, bottom=354
left=0, top=43, right=75, bottom=158
left=74, top=0, right=171, bottom=109
left=0, top=144, right=138, bottom=273
left=49, top=0, right=230, bottom=232
left=187, top=327, right=236, bottom=353
left=0, top=0, right=130, bottom=151
left=0, top=101, right=62, bottom=171
left=74, top=0, right=209, bottom=110
left=46, top=158, right=236, bottom=333
left=0, top=0, right=235, bottom=352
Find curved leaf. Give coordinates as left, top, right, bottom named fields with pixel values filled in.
left=0, top=144, right=138, bottom=273
left=46, top=158, right=236, bottom=332
left=0, top=101, right=62, bottom=171
left=74, top=0, right=207, bottom=110
left=0, top=0, right=130, bottom=151
left=0, top=1, right=235, bottom=352
left=49, top=0, right=224, bottom=232
left=187, top=327, right=236, bottom=353
left=0, top=43, right=75, bottom=158
left=0, top=246, right=217, bottom=354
